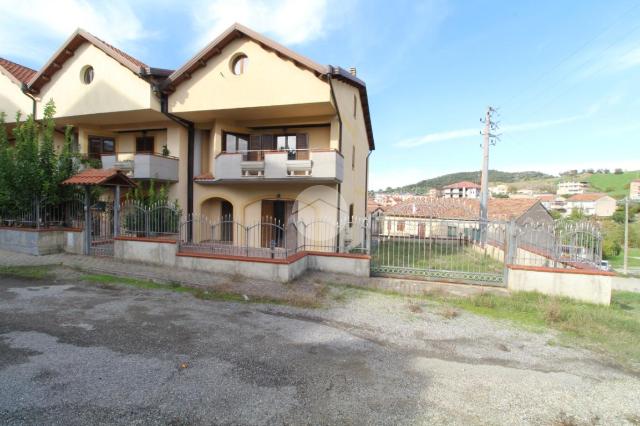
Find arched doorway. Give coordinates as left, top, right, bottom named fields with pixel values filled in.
left=201, top=197, right=234, bottom=242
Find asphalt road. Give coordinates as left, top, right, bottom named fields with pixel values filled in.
left=1, top=273, right=639, bottom=425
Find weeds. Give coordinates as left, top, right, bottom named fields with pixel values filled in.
left=0, top=265, right=55, bottom=280
left=407, top=302, right=423, bottom=314
left=438, top=306, right=459, bottom=319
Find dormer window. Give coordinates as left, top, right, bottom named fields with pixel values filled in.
left=81, top=66, right=94, bottom=84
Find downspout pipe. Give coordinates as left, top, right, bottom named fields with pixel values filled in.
left=328, top=73, right=343, bottom=252
left=160, top=92, right=195, bottom=221
left=21, top=84, right=37, bottom=119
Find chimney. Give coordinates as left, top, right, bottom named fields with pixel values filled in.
left=349, top=67, right=357, bottom=76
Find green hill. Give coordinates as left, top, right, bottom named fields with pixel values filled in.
left=380, top=170, right=554, bottom=194
left=588, top=171, right=640, bottom=199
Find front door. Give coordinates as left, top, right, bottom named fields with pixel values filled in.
left=260, top=200, right=293, bottom=248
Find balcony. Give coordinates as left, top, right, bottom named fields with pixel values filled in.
left=101, top=152, right=179, bottom=182
left=208, top=149, right=343, bottom=183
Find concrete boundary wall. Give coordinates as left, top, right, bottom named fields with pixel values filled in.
left=0, top=228, right=84, bottom=255
left=611, top=276, right=640, bottom=293
left=507, top=265, right=612, bottom=305
left=113, top=237, right=370, bottom=282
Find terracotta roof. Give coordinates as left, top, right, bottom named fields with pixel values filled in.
left=442, top=181, right=481, bottom=189
left=0, top=57, right=36, bottom=85
left=62, top=168, right=136, bottom=187
left=164, top=23, right=374, bottom=150
left=367, top=200, right=385, bottom=213
left=386, top=198, right=542, bottom=221
left=194, top=172, right=215, bottom=182
left=567, top=193, right=611, bottom=202
left=536, top=194, right=555, bottom=202
left=28, top=29, right=160, bottom=93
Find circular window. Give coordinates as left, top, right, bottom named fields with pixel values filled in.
left=81, top=66, right=94, bottom=84
left=231, top=54, right=248, bottom=75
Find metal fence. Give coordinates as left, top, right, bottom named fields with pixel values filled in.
left=0, top=197, right=85, bottom=229
left=119, top=201, right=182, bottom=239
left=512, top=220, right=602, bottom=269
left=177, top=214, right=369, bottom=259
left=370, top=216, right=507, bottom=285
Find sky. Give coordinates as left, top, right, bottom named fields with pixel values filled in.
left=1, top=0, right=639, bottom=190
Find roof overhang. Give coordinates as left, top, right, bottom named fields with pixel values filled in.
left=62, top=168, right=137, bottom=187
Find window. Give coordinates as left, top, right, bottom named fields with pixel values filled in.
left=352, top=145, right=355, bottom=170
left=353, top=94, right=357, bottom=118
left=231, top=54, right=248, bottom=75
left=136, top=136, right=155, bottom=153
left=447, top=226, right=458, bottom=238
left=88, top=136, right=115, bottom=159
left=397, top=221, right=405, bottom=232
left=275, top=134, right=308, bottom=160
left=349, top=204, right=354, bottom=227
left=223, top=132, right=249, bottom=154
left=81, top=66, right=94, bottom=84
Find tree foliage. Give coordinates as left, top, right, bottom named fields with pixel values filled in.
left=0, top=100, right=79, bottom=214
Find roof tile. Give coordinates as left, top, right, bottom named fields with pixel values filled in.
left=0, top=57, right=36, bottom=84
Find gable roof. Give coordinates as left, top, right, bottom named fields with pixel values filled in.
left=62, top=168, right=136, bottom=187
left=28, top=29, right=172, bottom=94
left=442, top=181, right=481, bottom=190
left=567, top=193, right=611, bottom=202
left=163, top=23, right=374, bottom=150
left=386, top=198, right=542, bottom=221
left=0, top=57, right=37, bottom=86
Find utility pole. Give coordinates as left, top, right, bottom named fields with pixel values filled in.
left=624, top=196, right=629, bottom=275
left=479, top=106, right=499, bottom=244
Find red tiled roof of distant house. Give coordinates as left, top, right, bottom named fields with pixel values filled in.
left=536, top=194, right=555, bottom=202
left=567, top=193, right=609, bottom=202
left=0, top=57, right=37, bottom=84
left=442, top=181, right=481, bottom=189
left=386, top=198, right=540, bottom=221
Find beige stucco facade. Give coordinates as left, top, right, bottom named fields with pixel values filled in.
left=0, top=70, right=32, bottom=123
left=2, top=25, right=373, bottom=248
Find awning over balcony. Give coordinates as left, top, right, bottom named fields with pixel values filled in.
left=62, top=168, right=136, bottom=187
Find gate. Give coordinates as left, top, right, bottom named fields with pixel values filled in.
left=89, top=202, right=114, bottom=256
left=370, top=215, right=506, bottom=286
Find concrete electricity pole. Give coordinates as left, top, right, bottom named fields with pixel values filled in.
left=479, top=106, right=499, bottom=242
left=624, top=196, right=629, bottom=275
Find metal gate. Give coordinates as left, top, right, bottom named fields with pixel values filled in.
left=370, top=215, right=506, bottom=286
left=90, top=202, right=114, bottom=257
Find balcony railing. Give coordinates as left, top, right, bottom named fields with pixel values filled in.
left=101, top=152, right=179, bottom=181
left=213, top=149, right=343, bottom=182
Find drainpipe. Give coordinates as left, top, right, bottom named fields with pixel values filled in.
left=21, top=84, right=37, bottom=119
left=328, top=72, right=343, bottom=252
left=160, top=92, right=195, bottom=238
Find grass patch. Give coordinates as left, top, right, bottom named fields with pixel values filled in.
left=0, top=265, right=56, bottom=280
left=588, top=170, right=640, bottom=198
left=608, top=247, right=640, bottom=268
left=80, top=273, right=323, bottom=308
left=432, top=290, right=640, bottom=366
left=328, top=281, right=640, bottom=366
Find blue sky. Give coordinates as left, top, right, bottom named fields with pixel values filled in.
left=1, top=0, right=639, bottom=189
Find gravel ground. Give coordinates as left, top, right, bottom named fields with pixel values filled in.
left=1, top=270, right=639, bottom=425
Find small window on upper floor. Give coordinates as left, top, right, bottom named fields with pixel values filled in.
left=231, top=54, right=248, bottom=75
left=352, top=145, right=356, bottom=170
left=136, top=136, right=155, bottom=153
left=353, top=94, right=357, bottom=118
left=81, top=66, right=94, bottom=84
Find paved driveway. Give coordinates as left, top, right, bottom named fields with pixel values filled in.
left=1, top=272, right=639, bottom=425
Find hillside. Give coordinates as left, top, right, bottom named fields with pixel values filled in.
left=588, top=171, right=640, bottom=199
left=380, top=170, right=554, bottom=194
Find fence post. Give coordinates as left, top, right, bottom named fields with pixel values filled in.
left=83, top=187, right=91, bottom=255
left=113, top=185, right=120, bottom=238
left=503, top=220, right=517, bottom=286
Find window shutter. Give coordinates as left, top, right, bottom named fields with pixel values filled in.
left=222, top=133, right=227, bottom=152
left=296, top=133, right=308, bottom=160
left=261, top=134, right=275, bottom=151
left=249, top=135, right=261, bottom=161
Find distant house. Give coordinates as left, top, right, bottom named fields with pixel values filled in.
left=630, top=180, right=640, bottom=201
left=489, top=184, right=509, bottom=196
left=537, top=194, right=567, bottom=213
left=442, top=181, right=481, bottom=199
left=427, top=188, right=440, bottom=198
left=367, top=200, right=385, bottom=218
left=379, top=198, right=553, bottom=239
left=566, top=193, right=616, bottom=217
left=557, top=181, right=588, bottom=195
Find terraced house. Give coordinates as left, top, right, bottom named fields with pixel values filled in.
left=0, top=24, right=374, bottom=247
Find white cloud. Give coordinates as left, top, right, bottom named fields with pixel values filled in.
left=396, top=113, right=592, bottom=148
left=189, top=0, right=333, bottom=51
left=0, top=0, right=150, bottom=63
